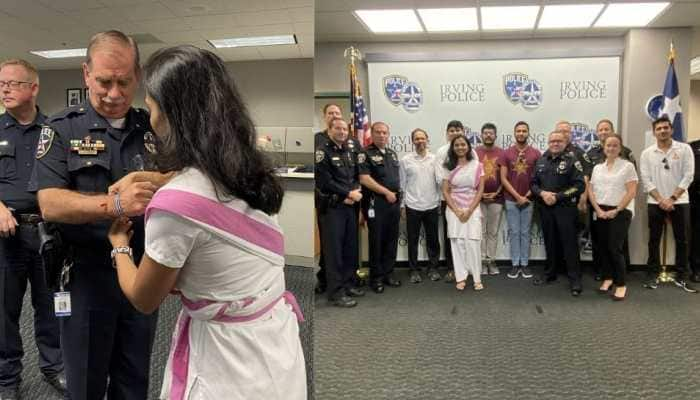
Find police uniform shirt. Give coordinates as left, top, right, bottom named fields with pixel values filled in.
left=583, top=144, right=636, bottom=177
left=531, top=150, right=585, bottom=205
left=29, top=101, right=155, bottom=261
left=358, top=144, right=400, bottom=193
left=315, top=140, right=358, bottom=199
left=314, top=130, right=329, bottom=150
left=0, top=109, right=45, bottom=213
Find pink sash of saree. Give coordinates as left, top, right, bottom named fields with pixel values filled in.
left=447, top=162, right=483, bottom=208
left=145, top=188, right=304, bottom=400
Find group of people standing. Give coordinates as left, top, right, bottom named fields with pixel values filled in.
left=315, top=102, right=700, bottom=308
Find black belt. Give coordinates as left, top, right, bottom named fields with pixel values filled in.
left=18, top=214, right=42, bottom=224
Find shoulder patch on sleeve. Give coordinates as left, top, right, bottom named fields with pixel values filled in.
left=315, top=150, right=325, bottom=163
left=358, top=153, right=366, bottom=163
left=35, top=125, right=55, bottom=159
left=574, top=160, right=583, bottom=172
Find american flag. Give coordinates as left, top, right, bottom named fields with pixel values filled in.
left=350, top=63, right=370, bottom=147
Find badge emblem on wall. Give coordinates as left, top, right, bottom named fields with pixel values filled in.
left=645, top=94, right=664, bottom=121
left=571, top=122, right=598, bottom=152
left=503, top=72, right=543, bottom=109
left=383, top=75, right=423, bottom=112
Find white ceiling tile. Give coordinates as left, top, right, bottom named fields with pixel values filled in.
left=132, top=18, right=194, bottom=33
left=119, top=1, right=177, bottom=21
left=257, top=44, right=301, bottom=59
left=233, top=10, right=293, bottom=27
left=292, top=21, right=313, bottom=35
left=152, top=31, right=206, bottom=44
left=288, top=6, right=313, bottom=22
left=182, top=14, right=236, bottom=29
left=199, top=24, right=296, bottom=39
left=38, top=0, right=105, bottom=12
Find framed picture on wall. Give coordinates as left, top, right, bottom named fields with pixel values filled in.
left=83, top=88, right=89, bottom=101
left=66, top=88, right=82, bottom=107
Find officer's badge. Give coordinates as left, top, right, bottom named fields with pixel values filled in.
left=558, top=161, right=567, bottom=171
left=144, top=131, right=157, bottom=154
left=383, top=75, right=408, bottom=106
left=347, top=141, right=355, bottom=149
left=35, top=126, right=54, bottom=159
left=315, top=150, right=324, bottom=163
left=574, top=161, right=583, bottom=172
left=358, top=153, right=366, bottom=163
left=70, top=136, right=105, bottom=156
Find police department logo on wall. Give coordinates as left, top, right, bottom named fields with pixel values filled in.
left=383, top=75, right=423, bottom=112
left=503, top=72, right=543, bottom=109
left=645, top=94, right=664, bottom=121
left=465, top=127, right=481, bottom=147
left=571, top=122, right=598, bottom=152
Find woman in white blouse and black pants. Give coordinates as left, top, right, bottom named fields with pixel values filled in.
left=587, top=134, right=638, bottom=300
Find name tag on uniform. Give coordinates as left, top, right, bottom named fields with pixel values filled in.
left=368, top=209, right=375, bottom=218
left=70, top=136, right=106, bottom=156
left=54, top=291, right=72, bottom=317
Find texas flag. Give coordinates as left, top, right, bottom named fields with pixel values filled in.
left=660, top=43, right=684, bottom=141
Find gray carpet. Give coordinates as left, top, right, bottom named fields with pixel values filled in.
left=16, top=265, right=315, bottom=399
left=314, top=268, right=700, bottom=400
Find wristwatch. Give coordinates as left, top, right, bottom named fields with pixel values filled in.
left=111, top=246, right=133, bottom=268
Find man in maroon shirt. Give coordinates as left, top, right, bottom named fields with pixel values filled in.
left=476, top=123, right=505, bottom=275
left=500, top=121, right=541, bottom=279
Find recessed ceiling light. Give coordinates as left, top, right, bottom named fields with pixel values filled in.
left=417, top=8, right=478, bottom=32
left=29, top=48, right=87, bottom=59
left=207, top=35, right=297, bottom=48
left=480, top=6, right=541, bottom=30
left=354, top=9, right=423, bottom=33
left=594, top=2, right=669, bottom=27
left=538, top=4, right=604, bottom=29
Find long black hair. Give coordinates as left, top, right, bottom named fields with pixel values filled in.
left=142, top=45, right=283, bottom=215
left=443, top=135, right=473, bottom=171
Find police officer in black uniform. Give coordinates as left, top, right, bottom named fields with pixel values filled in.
left=29, top=31, right=166, bottom=400
left=0, top=59, right=65, bottom=400
left=582, top=119, right=636, bottom=280
left=315, top=117, right=364, bottom=307
left=359, top=121, right=402, bottom=293
left=689, top=138, right=700, bottom=282
left=531, top=131, right=586, bottom=296
left=314, top=103, right=364, bottom=294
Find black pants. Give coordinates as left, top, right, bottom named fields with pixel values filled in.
left=367, top=197, right=400, bottom=281
left=538, top=204, right=582, bottom=289
left=0, top=223, right=62, bottom=390
left=321, top=205, right=359, bottom=300
left=593, top=206, right=632, bottom=286
left=647, top=203, right=690, bottom=279
left=406, top=207, right=440, bottom=271
left=590, top=207, right=631, bottom=276
left=440, top=201, right=453, bottom=269
left=690, top=194, right=700, bottom=274
left=61, top=257, right=157, bottom=400
left=315, top=208, right=326, bottom=287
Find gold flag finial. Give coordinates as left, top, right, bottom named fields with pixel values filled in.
left=668, top=41, right=676, bottom=62
left=344, top=46, right=362, bottom=67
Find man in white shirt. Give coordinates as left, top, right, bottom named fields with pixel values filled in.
left=639, top=116, right=696, bottom=292
left=400, top=129, right=441, bottom=283
left=434, top=120, right=468, bottom=282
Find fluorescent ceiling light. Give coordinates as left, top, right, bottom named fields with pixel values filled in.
left=29, top=48, right=87, bottom=59
left=481, top=6, right=540, bottom=30
left=417, top=8, right=478, bottom=32
left=354, top=9, right=423, bottom=33
left=594, top=2, right=669, bottom=27
left=538, top=4, right=604, bottom=29
left=208, top=35, right=297, bottom=48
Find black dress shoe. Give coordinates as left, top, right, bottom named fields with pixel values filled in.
left=329, top=295, right=357, bottom=308
left=44, top=372, right=67, bottom=395
left=346, top=287, right=365, bottom=297
left=594, top=274, right=602, bottom=281
left=571, top=288, right=582, bottom=297
left=382, top=276, right=402, bottom=287
left=533, top=276, right=557, bottom=286
left=0, top=387, right=19, bottom=400
left=314, top=285, right=326, bottom=294
left=691, top=273, right=700, bottom=283
left=370, top=280, right=385, bottom=293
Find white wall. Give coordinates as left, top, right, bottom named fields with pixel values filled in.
left=35, top=58, right=313, bottom=127
left=315, top=28, right=694, bottom=265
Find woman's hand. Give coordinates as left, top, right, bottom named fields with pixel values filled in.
left=108, top=217, right=134, bottom=247
left=458, top=208, right=472, bottom=223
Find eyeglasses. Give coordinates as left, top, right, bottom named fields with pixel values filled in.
left=662, top=158, right=670, bottom=170
left=0, top=80, right=32, bottom=89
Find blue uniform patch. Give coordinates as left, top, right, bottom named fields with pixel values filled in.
left=35, top=125, right=54, bottom=159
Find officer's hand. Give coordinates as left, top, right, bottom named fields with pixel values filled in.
left=577, top=198, right=588, bottom=213
left=343, top=198, right=354, bottom=205
left=385, top=191, right=397, bottom=204
left=119, top=181, right=157, bottom=217
left=0, top=204, right=18, bottom=238
left=108, top=217, right=133, bottom=248
left=349, top=189, right=362, bottom=202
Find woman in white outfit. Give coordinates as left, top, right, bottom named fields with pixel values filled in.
left=442, top=135, right=485, bottom=291
left=106, top=45, right=306, bottom=400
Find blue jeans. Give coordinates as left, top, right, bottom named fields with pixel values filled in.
left=505, top=200, right=534, bottom=267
